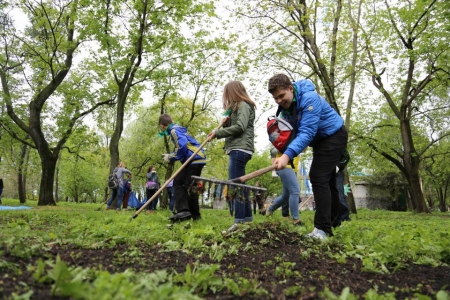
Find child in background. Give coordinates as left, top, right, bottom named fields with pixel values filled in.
left=145, top=166, right=160, bottom=213
left=159, top=113, right=206, bottom=222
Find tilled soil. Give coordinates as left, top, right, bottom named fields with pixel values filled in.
left=1, top=223, right=449, bottom=299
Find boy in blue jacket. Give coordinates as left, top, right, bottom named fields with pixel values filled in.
left=268, top=74, right=348, bottom=239
left=159, top=113, right=206, bottom=222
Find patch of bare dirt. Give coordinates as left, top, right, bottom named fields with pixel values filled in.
left=1, top=223, right=449, bottom=299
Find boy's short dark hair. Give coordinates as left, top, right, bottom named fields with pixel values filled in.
left=159, top=113, right=172, bottom=126
left=268, top=74, right=292, bottom=94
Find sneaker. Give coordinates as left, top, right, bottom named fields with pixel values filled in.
left=306, top=227, right=327, bottom=240
left=169, top=210, right=192, bottom=222
left=222, top=223, right=238, bottom=235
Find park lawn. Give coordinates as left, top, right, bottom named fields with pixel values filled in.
left=0, top=198, right=449, bottom=300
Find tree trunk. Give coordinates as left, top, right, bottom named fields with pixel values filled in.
left=406, top=173, right=428, bottom=213
left=55, top=151, right=62, bottom=202
left=103, top=187, right=109, bottom=203
left=160, top=162, right=175, bottom=210
left=109, top=84, right=127, bottom=172
left=400, top=120, right=428, bottom=213
left=37, top=153, right=58, bottom=205
left=74, top=187, right=79, bottom=203
left=438, top=191, right=447, bottom=212
left=343, top=169, right=357, bottom=214
left=18, top=142, right=29, bottom=204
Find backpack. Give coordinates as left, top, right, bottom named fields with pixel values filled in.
left=267, top=105, right=299, bottom=153
left=108, top=169, right=119, bottom=189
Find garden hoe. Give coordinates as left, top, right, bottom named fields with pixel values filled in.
left=95, top=201, right=107, bottom=211
left=129, top=119, right=227, bottom=222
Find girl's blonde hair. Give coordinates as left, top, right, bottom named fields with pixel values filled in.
left=223, top=81, right=256, bottom=112
left=118, top=161, right=125, bottom=168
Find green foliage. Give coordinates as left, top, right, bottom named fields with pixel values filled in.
left=173, top=262, right=222, bottom=295
left=0, top=200, right=449, bottom=298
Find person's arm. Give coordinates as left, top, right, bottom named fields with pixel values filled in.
left=168, top=128, right=189, bottom=161
left=213, top=103, right=251, bottom=139
left=283, top=91, right=322, bottom=160
left=123, top=168, right=132, bottom=177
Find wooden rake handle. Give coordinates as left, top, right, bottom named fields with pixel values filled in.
left=229, top=165, right=277, bottom=183
left=129, top=121, right=225, bottom=221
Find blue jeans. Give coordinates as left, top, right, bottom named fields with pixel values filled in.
left=269, top=168, right=300, bottom=220
left=167, top=187, right=175, bottom=211
left=107, top=187, right=124, bottom=210
left=336, top=170, right=351, bottom=221
left=228, top=150, right=252, bottom=223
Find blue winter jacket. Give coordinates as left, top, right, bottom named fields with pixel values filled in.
left=167, top=124, right=206, bottom=165
left=280, top=79, right=344, bottom=160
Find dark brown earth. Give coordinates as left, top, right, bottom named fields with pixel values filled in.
left=1, top=222, right=449, bottom=299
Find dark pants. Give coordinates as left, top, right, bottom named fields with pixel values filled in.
left=146, top=189, right=158, bottom=210
left=336, top=170, right=351, bottom=221
left=228, top=150, right=252, bottom=223
left=310, top=126, right=348, bottom=235
left=167, top=187, right=175, bottom=211
left=174, top=163, right=204, bottom=219
left=122, top=191, right=130, bottom=209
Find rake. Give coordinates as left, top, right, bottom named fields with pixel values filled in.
left=129, top=120, right=227, bottom=222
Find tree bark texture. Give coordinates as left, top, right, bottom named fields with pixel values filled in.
left=18, top=142, right=29, bottom=204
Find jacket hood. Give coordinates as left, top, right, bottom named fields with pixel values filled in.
left=293, top=79, right=316, bottom=97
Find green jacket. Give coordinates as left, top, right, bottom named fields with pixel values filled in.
left=215, top=101, right=255, bottom=153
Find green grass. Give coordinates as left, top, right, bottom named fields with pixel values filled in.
left=1, top=198, right=449, bottom=299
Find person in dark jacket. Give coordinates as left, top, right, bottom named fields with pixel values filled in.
left=145, top=166, right=160, bottom=213
left=268, top=74, right=348, bottom=239
left=207, top=80, right=256, bottom=233
left=160, top=113, right=206, bottom=222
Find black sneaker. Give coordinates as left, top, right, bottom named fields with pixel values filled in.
left=169, top=210, right=192, bottom=222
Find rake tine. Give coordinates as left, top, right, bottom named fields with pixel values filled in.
left=219, top=183, right=224, bottom=199
left=207, top=180, right=212, bottom=201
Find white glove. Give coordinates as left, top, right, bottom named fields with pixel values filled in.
left=336, top=166, right=339, bottom=173
left=162, top=154, right=170, bottom=162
